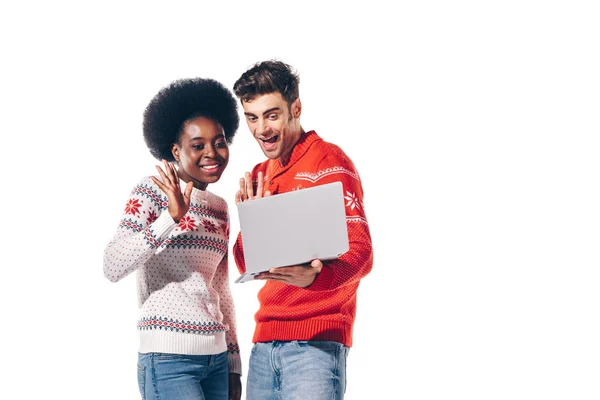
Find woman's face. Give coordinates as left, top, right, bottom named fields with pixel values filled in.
left=171, top=116, right=229, bottom=190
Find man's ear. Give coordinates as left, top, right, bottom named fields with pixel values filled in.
left=291, top=98, right=302, bottom=118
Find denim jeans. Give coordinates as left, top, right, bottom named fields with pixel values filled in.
left=246, top=341, right=349, bottom=400
left=137, top=352, right=229, bottom=400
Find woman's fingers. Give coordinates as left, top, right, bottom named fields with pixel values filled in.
left=154, top=161, right=181, bottom=197
left=155, top=165, right=170, bottom=186
left=170, top=162, right=181, bottom=189
left=151, top=176, right=167, bottom=192
left=163, top=159, right=176, bottom=185
left=183, top=181, right=193, bottom=201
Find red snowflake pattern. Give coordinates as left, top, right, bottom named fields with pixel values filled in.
left=147, top=210, right=158, bottom=225
left=201, top=219, right=219, bottom=234
left=125, top=199, right=142, bottom=216
left=178, top=215, right=197, bottom=231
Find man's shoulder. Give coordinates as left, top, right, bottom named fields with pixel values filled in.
left=316, top=140, right=346, bottom=157
left=291, top=137, right=360, bottom=185
left=308, top=138, right=355, bottom=170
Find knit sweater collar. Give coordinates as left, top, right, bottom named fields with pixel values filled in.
left=178, top=178, right=210, bottom=203
left=270, top=130, right=320, bottom=175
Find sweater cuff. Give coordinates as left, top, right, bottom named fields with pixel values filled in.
left=149, top=212, right=178, bottom=239
left=228, top=352, right=242, bottom=375
left=305, top=265, right=334, bottom=291
left=233, top=234, right=246, bottom=274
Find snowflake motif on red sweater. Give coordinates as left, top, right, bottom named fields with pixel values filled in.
left=147, top=209, right=158, bottom=225
left=125, top=199, right=143, bottom=216
left=344, top=191, right=361, bottom=210
left=201, top=219, right=219, bottom=234
left=178, top=215, right=197, bottom=232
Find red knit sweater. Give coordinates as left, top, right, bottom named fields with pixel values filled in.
left=233, top=131, right=373, bottom=347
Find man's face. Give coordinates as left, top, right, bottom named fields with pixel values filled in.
left=242, top=92, right=302, bottom=164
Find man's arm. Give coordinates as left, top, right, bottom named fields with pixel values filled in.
left=257, top=152, right=373, bottom=289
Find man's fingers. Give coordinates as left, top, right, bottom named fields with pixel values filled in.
left=267, top=267, right=293, bottom=275
left=239, top=172, right=271, bottom=202
left=257, top=273, right=289, bottom=282
left=245, top=172, right=253, bottom=199
left=238, top=177, right=246, bottom=200
left=256, top=171, right=264, bottom=197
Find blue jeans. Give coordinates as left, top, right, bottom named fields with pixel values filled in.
left=246, top=341, right=349, bottom=400
left=137, top=352, right=229, bottom=400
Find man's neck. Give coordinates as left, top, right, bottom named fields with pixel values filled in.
left=277, top=128, right=305, bottom=166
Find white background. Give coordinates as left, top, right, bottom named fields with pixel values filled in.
left=1, top=1, right=599, bottom=399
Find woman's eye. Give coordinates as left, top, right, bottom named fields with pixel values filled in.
left=216, top=141, right=227, bottom=148
left=192, top=144, right=204, bottom=150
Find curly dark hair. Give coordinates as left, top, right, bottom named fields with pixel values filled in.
left=233, top=60, right=300, bottom=106
left=143, top=78, right=239, bottom=161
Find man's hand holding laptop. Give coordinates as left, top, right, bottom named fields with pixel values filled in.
left=236, top=171, right=323, bottom=287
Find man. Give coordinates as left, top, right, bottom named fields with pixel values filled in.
left=232, top=60, right=373, bottom=399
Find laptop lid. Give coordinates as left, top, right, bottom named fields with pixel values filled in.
left=234, top=181, right=349, bottom=283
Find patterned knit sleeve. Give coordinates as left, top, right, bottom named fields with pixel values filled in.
left=232, top=232, right=246, bottom=274
left=213, top=245, right=242, bottom=375
left=103, top=177, right=178, bottom=282
left=303, top=152, right=374, bottom=291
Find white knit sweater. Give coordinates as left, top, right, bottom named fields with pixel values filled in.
left=104, top=176, right=241, bottom=374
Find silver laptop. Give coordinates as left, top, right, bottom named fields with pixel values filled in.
left=234, top=181, right=349, bottom=283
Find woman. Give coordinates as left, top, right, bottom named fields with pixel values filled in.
left=104, top=78, right=242, bottom=400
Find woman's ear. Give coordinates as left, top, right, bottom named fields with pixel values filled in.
left=171, top=144, right=180, bottom=162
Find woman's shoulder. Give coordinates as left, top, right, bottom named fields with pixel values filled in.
left=128, top=176, right=164, bottom=195
left=126, top=176, right=168, bottom=207
left=134, top=175, right=157, bottom=187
